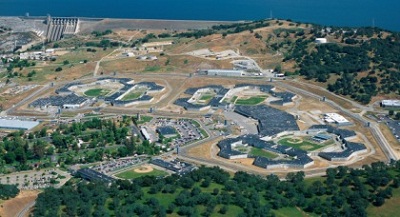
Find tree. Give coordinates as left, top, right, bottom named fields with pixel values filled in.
left=4, top=152, right=16, bottom=164
left=33, top=140, right=47, bottom=159
left=389, top=110, right=394, bottom=116
left=395, top=112, right=400, bottom=120
left=219, top=205, right=228, bottom=214
left=0, top=184, right=20, bottom=199
left=55, top=67, right=62, bottom=72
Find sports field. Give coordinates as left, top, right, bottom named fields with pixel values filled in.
left=278, top=137, right=321, bottom=151
left=115, top=165, right=168, bottom=179
left=235, top=96, right=267, bottom=105
left=84, top=88, right=110, bottom=97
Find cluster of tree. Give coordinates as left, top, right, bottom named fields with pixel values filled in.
left=27, top=70, right=37, bottom=78
left=33, top=161, right=400, bottom=217
left=5, top=58, right=35, bottom=72
left=279, top=27, right=400, bottom=103
left=388, top=110, right=400, bottom=120
left=91, top=30, right=113, bottom=37
left=173, top=20, right=271, bottom=39
left=0, top=184, right=19, bottom=200
left=86, top=48, right=97, bottom=52
left=0, top=117, right=166, bottom=173
left=0, top=26, right=12, bottom=32
left=85, top=40, right=120, bottom=49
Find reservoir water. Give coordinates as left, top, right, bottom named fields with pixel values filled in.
left=0, top=0, right=399, bottom=31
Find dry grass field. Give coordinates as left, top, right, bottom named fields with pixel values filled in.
left=0, top=190, right=40, bottom=217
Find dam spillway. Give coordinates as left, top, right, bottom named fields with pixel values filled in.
left=46, top=16, right=79, bottom=41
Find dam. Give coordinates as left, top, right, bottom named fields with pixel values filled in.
left=46, top=15, right=79, bottom=41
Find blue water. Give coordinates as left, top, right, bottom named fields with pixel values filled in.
left=0, top=0, right=399, bottom=31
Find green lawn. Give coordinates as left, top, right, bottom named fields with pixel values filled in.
left=367, top=187, right=400, bottom=217
left=143, top=190, right=178, bottom=208
left=115, top=168, right=168, bottom=179
left=199, top=94, right=214, bottom=101
left=274, top=207, right=308, bottom=217
left=230, top=96, right=238, bottom=103
left=135, top=116, right=153, bottom=125
left=199, top=129, right=208, bottom=138
left=235, top=96, right=267, bottom=105
left=250, top=147, right=279, bottom=159
left=278, top=137, right=321, bottom=151
left=213, top=205, right=243, bottom=217
left=84, top=88, right=110, bottom=97
left=122, top=91, right=143, bottom=101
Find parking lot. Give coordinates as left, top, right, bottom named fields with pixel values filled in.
left=145, top=117, right=203, bottom=147
left=376, top=114, right=400, bottom=142
left=91, top=156, right=146, bottom=175
left=0, top=169, right=71, bottom=190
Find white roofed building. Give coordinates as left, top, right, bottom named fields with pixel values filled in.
left=323, top=113, right=351, bottom=126
left=381, top=100, right=400, bottom=108
left=315, top=38, right=327, bottom=44
left=0, top=119, right=40, bottom=130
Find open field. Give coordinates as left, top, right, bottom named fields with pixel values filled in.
left=250, top=147, right=279, bottom=159
left=115, top=166, right=168, bottom=179
left=0, top=190, right=40, bottom=217
left=235, top=96, right=267, bottom=105
left=84, top=88, right=110, bottom=97
left=278, top=137, right=322, bottom=151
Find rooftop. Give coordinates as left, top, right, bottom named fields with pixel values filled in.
left=0, top=119, right=40, bottom=130
left=234, top=105, right=299, bottom=137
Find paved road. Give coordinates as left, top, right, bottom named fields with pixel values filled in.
left=17, top=201, right=35, bottom=217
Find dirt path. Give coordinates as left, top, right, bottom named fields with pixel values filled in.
left=0, top=190, right=40, bottom=217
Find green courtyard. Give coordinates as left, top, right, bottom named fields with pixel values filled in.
left=84, top=88, right=110, bottom=97
left=250, top=147, right=279, bottom=158
left=235, top=95, right=267, bottom=105
left=278, top=137, right=323, bottom=151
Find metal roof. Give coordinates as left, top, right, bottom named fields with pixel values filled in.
left=0, top=119, right=40, bottom=130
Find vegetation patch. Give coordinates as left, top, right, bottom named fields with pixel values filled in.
left=84, top=88, right=110, bottom=97
left=230, top=96, right=238, bottom=103
left=367, top=187, right=400, bottom=217
left=250, top=147, right=278, bottom=159
left=33, top=162, right=400, bottom=217
left=122, top=91, right=143, bottom=101
left=143, top=65, right=161, bottom=72
left=278, top=137, right=321, bottom=151
left=235, top=96, right=267, bottom=105
left=199, top=94, right=214, bottom=101
left=135, top=115, right=153, bottom=125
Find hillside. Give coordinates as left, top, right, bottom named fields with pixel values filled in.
left=2, top=19, right=399, bottom=108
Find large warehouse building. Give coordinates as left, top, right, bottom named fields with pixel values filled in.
left=206, top=69, right=245, bottom=77
left=381, top=100, right=400, bottom=108
left=0, top=119, right=40, bottom=130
